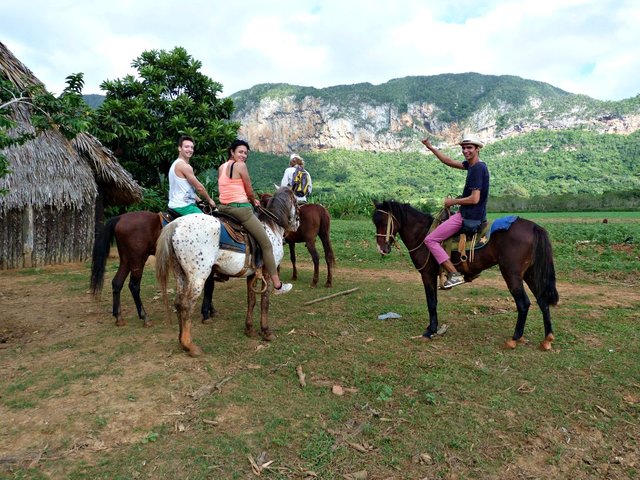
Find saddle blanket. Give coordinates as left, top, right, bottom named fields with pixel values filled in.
left=490, top=215, right=519, bottom=235
left=219, top=224, right=246, bottom=253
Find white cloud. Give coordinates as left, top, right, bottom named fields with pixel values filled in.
left=1, top=0, right=638, bottom=100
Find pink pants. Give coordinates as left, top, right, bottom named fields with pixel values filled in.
left=424, top=212, right=463, bottom=264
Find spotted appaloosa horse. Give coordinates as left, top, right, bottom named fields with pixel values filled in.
left=155, top=187, right=299, bottom=357
left=373, top=200, right=559, bottom=350
left=90, top=211, right=217, bottom=327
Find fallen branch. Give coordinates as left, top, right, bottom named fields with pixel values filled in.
left=304, top=288, right=359, bottom=306
left=190, top=376, right=233, bottom=400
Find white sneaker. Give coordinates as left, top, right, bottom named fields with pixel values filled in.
left=273, top=283, right=293, bottom=295
left=442, top=272, right=464, bottom=289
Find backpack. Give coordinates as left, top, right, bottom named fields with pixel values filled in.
left=290, top=166, right=310, bottom=197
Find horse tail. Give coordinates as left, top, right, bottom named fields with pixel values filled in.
left=155, top=221, right=178, bottom=314
left=90, top=215, right=120, bottom=298
left=155, top=221, right=180, bottom=322
left=318, top=206, right=336, bottom=267
left=532, top=224, right=559, bottom=306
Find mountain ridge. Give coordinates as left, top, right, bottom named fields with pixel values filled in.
left=229, top=73, right=640, bottom=154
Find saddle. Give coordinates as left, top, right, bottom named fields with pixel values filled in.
left=160, top=208, right=182, bottom=226
left=428, top=209, right=492, bottom=288
left=444, top=220, right=491, bottom=266
left=210, top=211, right=264, bottom=278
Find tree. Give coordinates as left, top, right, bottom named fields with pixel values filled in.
left=1, top=72, right=92, bottom=189
left=91, top=46, right=239, bottom=187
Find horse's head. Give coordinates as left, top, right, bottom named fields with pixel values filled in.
left=372, top=200, right=400, bottom=255
left=263, top=187, right=300, bottom=232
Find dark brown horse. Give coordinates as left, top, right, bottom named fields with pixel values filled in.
left=372, top=200, right=559, bottom=350
left=284, top=203, right=335, bottom=288
left=90, top=211, right=217, bottom=327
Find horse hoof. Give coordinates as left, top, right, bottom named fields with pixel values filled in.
left=261, top=331, right=276, bottom=342
left=539, top=340, right=552, bottom=351
left=202, top=318, right=214, bottom=325
left=324, top=283, right=332, bottom=288
left=504, top=339, right=517, bottom=349
left=143, top=321, right=153, bottom=328
left=187, top=345, right=204, bottom=357
left=244, top=328, right=258, bottom=338
left=115, top=319, right=126, bottom=327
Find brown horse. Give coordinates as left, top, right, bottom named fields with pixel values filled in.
left=90, top=211, right=217, bottom=327
left=372, top=200, right=559, bottom=350
left=284, top=203, right=335, bottom=288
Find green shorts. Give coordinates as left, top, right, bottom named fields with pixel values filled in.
left=172, top=204, right=202, bottom=216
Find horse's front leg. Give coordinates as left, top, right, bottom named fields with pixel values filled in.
left=288, top=241, right=298, bottom=281
left=306, top=239, right=320, bottom=288
left=420, top=271, right=439, bottom=339
left=259, top=287, right=275, bottom=341
left=245, top=274, right=258, bottom=337
left=200, top=272, right=218, bottom=324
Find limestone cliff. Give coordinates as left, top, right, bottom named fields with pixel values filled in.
left=231, top=75, right=640, bottom=153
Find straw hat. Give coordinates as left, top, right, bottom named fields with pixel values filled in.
left=458, top=135, right=484, bottom=148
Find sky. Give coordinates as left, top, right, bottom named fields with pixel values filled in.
left=1, top=0, right=639, bottom=101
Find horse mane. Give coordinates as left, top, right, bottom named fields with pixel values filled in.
left=259, top=187, right=294, bottom=230
left=377, top=199, right=434, bottom=227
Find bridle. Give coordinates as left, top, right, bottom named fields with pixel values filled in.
left=375, top=208, right=433, bottom=271
left=375, top=209, right=400, bottom=250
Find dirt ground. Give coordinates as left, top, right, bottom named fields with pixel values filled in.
left=1, top=261, right=639, bottom=476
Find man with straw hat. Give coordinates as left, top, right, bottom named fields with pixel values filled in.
left=420, top=135, right=490, bottom=289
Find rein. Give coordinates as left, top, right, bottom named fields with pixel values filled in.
left=376, top=207, right=448, bottom=272
left=256, top=191, right=299, bottom=231
left=257, top=205, right=279, bottom=223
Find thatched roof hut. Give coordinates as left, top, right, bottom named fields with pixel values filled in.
left=0, top=41, right=143, bottom=269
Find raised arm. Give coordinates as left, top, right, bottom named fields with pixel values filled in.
left=421, top=138, right=464, bottom=170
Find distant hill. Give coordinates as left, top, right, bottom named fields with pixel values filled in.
left=230, top=73, right=640, bottom=154
left=82, top=94, right=105, bottom=109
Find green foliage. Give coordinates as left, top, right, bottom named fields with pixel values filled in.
left=91, top=46, right=239, bottom=187
left=243, top=129, right=640, bottom=216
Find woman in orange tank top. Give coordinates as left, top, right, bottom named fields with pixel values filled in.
left=217, top=140, right=292, bottom=295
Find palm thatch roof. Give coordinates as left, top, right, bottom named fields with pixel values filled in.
left=72, top=132, right=143, bottom=205
left=0, top=41, right=142, bottom=212
left=0, top=104, right=97, bottom=212
left=0, top=41, right=45, bottom=91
